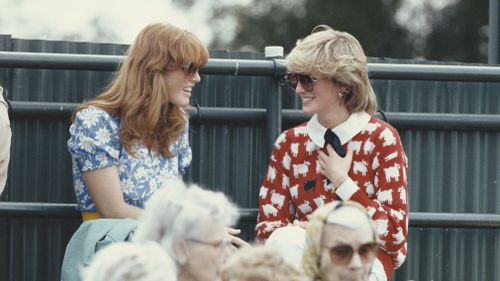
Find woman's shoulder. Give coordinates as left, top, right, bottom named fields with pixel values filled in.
left=74, top=106, right=119, bottom=128
left=75, top=106, right=110, bottom=119
left=364, top=116, right=398, bottom=135
left=282, top=122, right=308, bottom=137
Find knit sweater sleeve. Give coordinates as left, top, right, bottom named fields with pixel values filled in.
left=336, top=124, right=409, bottom=269
left=255, top=131, right=294, bottom=240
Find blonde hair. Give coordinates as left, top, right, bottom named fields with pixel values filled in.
left=220, top=245, right=307, bottom=281
left=81, top=241, right=177, bottom=281
left=73, top=22, right=209, bottom=156
left=287, top=25, right=377, bottom=115
left=302, top=201, right=376, bottom=281
left=133, top=180, right=239, bottom=259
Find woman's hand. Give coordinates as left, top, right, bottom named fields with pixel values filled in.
left=226, top=227, right=249, bottom=249
left=288, top=219, right=308, bottom=229
left=318, top=144, right=354, bottom=188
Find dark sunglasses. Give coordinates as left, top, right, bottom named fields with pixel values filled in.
left=182, top=62, right=201, bottom=75
left=285, top=73, right=327, bottom=92
left=326, top=242, right=379, bottom=265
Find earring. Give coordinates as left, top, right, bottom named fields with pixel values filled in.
left=338, top=92, right=344, bottom=98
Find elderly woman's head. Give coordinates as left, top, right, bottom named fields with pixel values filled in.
left=82, top=241, right=176, bottom=281
left=302, top=201, right=378, bottom=281
left=134, top=180, right=239, bottom=281
left=220, top=245, right=307, bottom=281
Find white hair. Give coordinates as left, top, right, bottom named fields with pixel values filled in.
left=133, top=180, right=239, bottom=256
left=81, top=241, right=176, bottom=281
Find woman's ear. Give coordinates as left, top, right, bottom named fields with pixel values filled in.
left=172, top=240, right=189, bottom=266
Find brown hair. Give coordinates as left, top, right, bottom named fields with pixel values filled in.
left=287, top=25, right=377, bottom=115
left=220, top=245, right=307, bottom=281
left=72, top=22, right=209, bottom=156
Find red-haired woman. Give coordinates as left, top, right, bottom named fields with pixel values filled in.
left=68, top=22, right=208, bottom=221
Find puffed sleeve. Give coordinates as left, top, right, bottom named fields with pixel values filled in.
left=67, top=107, right=121, bottom=172
left=177, top=123, right=192, bottom=175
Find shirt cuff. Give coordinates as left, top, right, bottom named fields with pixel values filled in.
left=335, top=177, right=359, bottom=200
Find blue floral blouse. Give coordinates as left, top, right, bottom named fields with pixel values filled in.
left=67, top=106, right=192, bottom=212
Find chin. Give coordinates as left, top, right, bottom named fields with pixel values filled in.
left=301, top=106, right=316, bottom=115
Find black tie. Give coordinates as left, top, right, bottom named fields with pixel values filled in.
left=324, top=130, right=346, bottom=157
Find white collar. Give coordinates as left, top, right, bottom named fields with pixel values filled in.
left=306, top=111, right=371, bottom=147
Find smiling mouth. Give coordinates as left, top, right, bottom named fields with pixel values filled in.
left=301, top=96, right=315, bottom=104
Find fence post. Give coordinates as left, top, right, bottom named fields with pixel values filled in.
left=264, top=46, right=284, bottom=156
left=489, top=0, right=500, bottom=64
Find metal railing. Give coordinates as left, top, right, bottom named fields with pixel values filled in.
left=0, top=50, right=499, bottom=229
left=1, top=202, right=500, bottom=229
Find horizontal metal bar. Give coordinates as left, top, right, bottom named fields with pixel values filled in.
left=368, top=63, right=500, bottom=82
left=11, top=101, right=500, bottom=131
left=3, top=52, right=500, bottom=81
left=409, top=212, right=500, bottom=229
left=0, top=202, right=80, bottom=219
left=0, top=51, right=122, bottom=71
left=1, top=202, right=499, bottom=229
left=0, top=51, right=283, bottom=76
left=282, top=110, right=500, bottom=130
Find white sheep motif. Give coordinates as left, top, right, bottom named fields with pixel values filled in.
left=275, top=133, right=286, bottom=149
left=363, top=139, right=375, bottom=155
left=293, top=161, right=310, bottom=178
left=259, top=186, right=268, bottom=199
left=281, top=175, right=289, bottom=189
left=390, top=208, right=404, bottom=222
left=267, top=166, right=277, bottom=182
left=305, top=140, right=317, bottom=155
left=290, top=143, right=300, bottom=157
left=373, top=218, right=389, bottom=237
left=398, top=186, right=407, bottom=204
left=313, top=195, right=326, bottom=207
left=377, top=189, right=393, bottom=204
left=361, top=122, right=381, bottom=134
left=293, top=126, right=307, bottom=137
left=294, top=126, right=308, bottom=137
left=353, top=160, right=368, bottom=176
left=298, top=201, right=313, bottom=214
left=392, top=227, right=405, bottom=245
left=384, top=151, right=398, bottom=162
left=270, top=192, right=286, bottom=209
left=379, top=128, right=396, bottom=147
left=282, top=152, right=291, bottom=170
left=262, top=204, right=279, bottom=217
left=364, top=182, right=375, bottom=196
left=290, top=184, right=299, bottom=199
left=384, top=163, right=401, bottom=182
left=348, top=140, right=362, bottom=155
left=264, top=221, right=283, bottom=233
left=372, top=153, right=380, bottom=170
left=323, top=178, right=334, bottom=192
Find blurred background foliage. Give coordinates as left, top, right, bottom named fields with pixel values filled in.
left=179, top=0, right=488, bottom=63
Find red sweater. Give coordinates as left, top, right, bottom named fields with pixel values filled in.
left=255, top=112, right=408, bottom=279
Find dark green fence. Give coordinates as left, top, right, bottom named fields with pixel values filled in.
left=0, top=35, right=499, bottom=281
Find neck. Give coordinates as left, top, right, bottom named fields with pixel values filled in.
left=317, top=106, right=350, bottom=129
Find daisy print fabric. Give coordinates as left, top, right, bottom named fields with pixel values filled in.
left=68, top=106, right=192, bottom=212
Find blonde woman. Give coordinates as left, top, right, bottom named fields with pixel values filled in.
left=67, top=22, right=208, bottom=221
left=256, top=25, right=409, bottom=281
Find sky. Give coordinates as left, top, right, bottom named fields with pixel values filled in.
left=0, top=0, right=452, bottom=47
